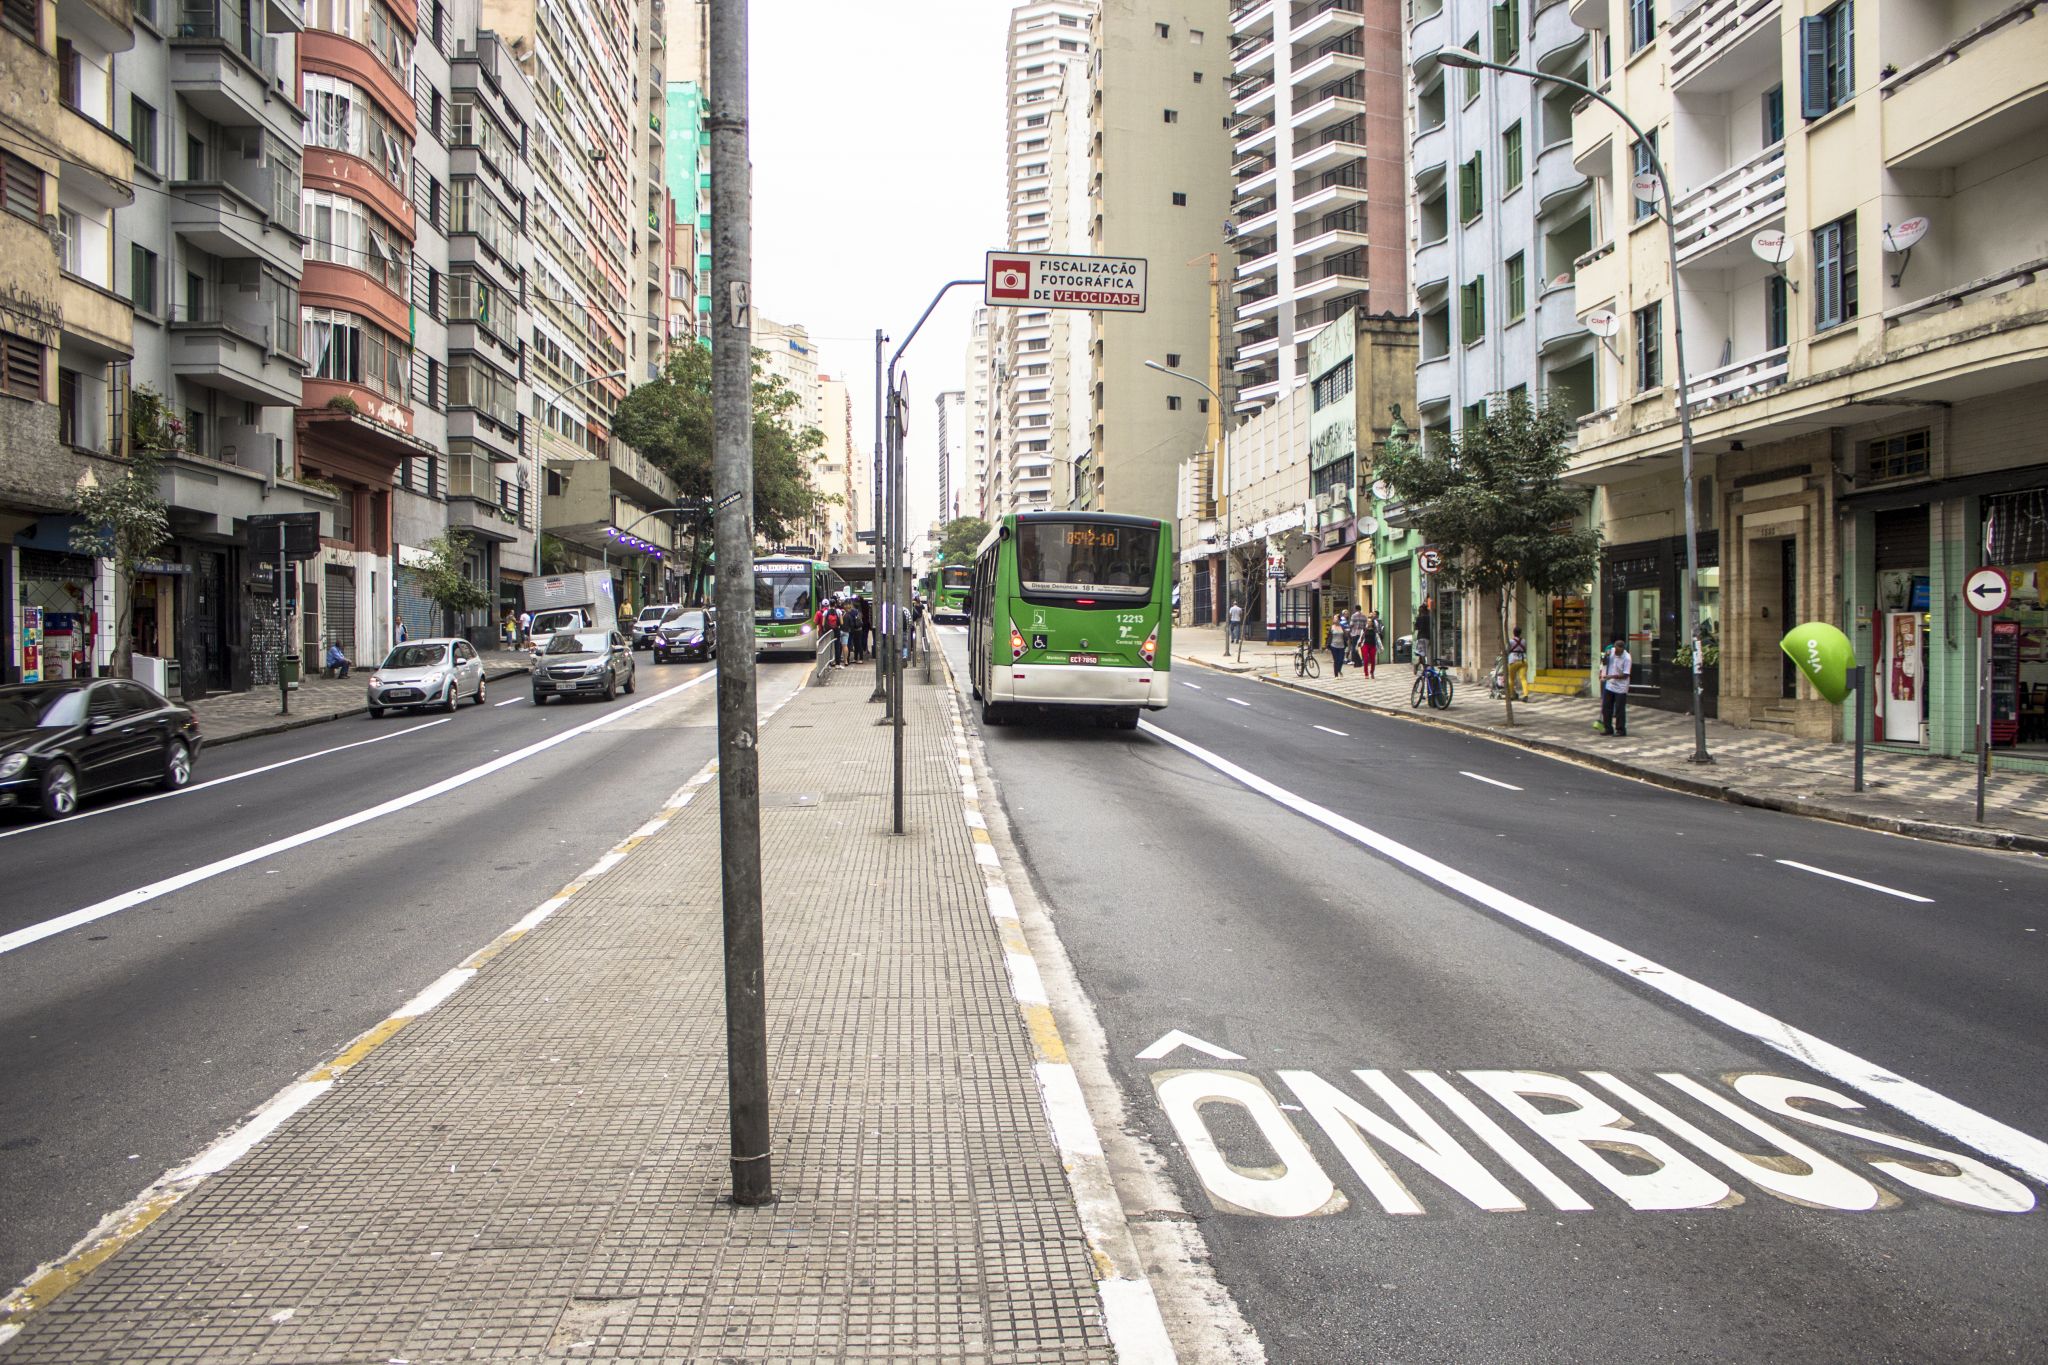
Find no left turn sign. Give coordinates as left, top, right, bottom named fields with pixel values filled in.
left=1965, top=566, right=2010, bottom=616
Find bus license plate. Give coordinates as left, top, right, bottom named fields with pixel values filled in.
left=1068, top=653, right=1098, bottom=665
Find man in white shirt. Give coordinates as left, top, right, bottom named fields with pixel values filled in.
left=1226, top=600, right=1244, bottom=646
left=1599, top=633, right=1631, bottom=736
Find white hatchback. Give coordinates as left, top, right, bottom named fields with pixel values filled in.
left=366, top=638, right=488, bottom=716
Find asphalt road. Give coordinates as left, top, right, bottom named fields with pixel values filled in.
left=0, top=654, right=809, bottom=1292
left=937, top=628, right=2048, bottom=1363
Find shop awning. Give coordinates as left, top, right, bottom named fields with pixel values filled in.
left=1284, top=546, right=1350, bottom=589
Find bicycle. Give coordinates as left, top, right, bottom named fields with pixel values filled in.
left=1293, top=637, right=1320, bottom=678
left=1410, top=658, right=1453, bottom=710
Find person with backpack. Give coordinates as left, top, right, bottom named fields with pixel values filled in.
left=824, top=600, right=844, bottom=667
left=1360, top=612, right=1381, bottom=679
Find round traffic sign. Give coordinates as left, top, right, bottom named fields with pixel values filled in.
left=1418, top=547, right=1443, bottom=575
left=1965, top=566, right=2011, bottom=616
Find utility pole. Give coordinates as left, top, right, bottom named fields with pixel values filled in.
left=871, top=329, right=888, bottom=702
left=890, top=378, right=908, bottom=833
left=708, top=0, right=771, bottom=1208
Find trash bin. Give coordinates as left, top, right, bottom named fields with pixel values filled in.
left=280, top=654, right=301, bottom=689
left=164, top=657, right=181, bottom=696
left=1392, top=636, right=1413, bottom=664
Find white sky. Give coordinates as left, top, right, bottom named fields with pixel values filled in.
left=747, top=0, right=1013, bottom=545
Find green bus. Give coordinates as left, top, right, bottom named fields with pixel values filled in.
left=967, top=512, right=1173, bottom=729
left=928, top=563, right=972, bottom=623
left=753, top=555, right=847, bottom=658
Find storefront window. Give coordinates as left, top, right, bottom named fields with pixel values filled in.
left=1983, top=490, right=2048, bottom=750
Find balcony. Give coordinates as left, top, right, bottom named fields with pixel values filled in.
left=1294, top=38, right=1364, bottom=88
left=1684, top=345, right=1787, bottom=410
left=1532, top=0, right=1587, bottom=64
left=1233, top=74, right=1277, bottom=116
left=1413, top=237, right=1451, bottom=293
left=1231, top=29, right=1276, bottom=77
left=1535, top=282, right=1585, bottom=349
left=1292, top=0, right=1364, bottom=49
left=1233, top=115, right=1279, bottom=155
left=1235, top=155, right=1279, bottom=197
left=1531, top=139, right=1586, bottom=217
left=1235, top=246, right=1280, bottom=279
left=1409, top=4, right=1448, bottom=65
left=171, top=181, right=303, bottom=277
left=266, top=0, right=303, bottom=31
left=1666, top=0, right=1779, bottom=91
left=1882, top=1, right=2048, bottom=170
left=1293, top=127, right=1368, bottom=177
left=1294, top=210, right=1369, bottom=260
left=1295, top=165, right=1368, bottom=217
left=1234, top=196, right=1279, bottom=235
left=1670, top=141, right=1784, bottom=267
left=58, top=273, right=132, bottom=358
left=1231, top=0, right=1278, bottom=30
left=1412, top=120, right=1450, bottom=183
left=169, top=6, right=300, bottom=144
left=1290, top=77, right=1366, bottom=135
left=169, top=306, right=302, bottom=406
left=1294, top=250, right=1368, bottom=300
left=1234, top=290, right=1281, bottom=325
left=1567, top=0, right=1606, bottom=30
left=1416, top=354, right=1451, bottom=409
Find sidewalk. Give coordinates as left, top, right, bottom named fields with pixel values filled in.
left=186, top=648, right=535, bottom=746
left=1174, top=624, right=2048, bottom=854
left=0, top=666, right=1126, bottom=1361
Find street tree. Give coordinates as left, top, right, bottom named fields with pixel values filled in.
left=610, top=341, right=831, bottom=546
left=416, top=529, right=493, bottom=638
left=69, top=385, right=177, bottom=680
left=1376, top=393, right=1599, bottom=726
left=936, top=516, right=991, bottom=567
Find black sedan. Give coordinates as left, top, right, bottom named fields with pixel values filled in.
left=652, top=607, right=716, bottom=663
left=0, top=678, right=203, bottom=818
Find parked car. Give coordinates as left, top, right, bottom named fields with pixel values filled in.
left=652, top=607, right=716, bottom=663
left=367, top=638, right=488, bottom=716
left=630, top=604, right=674, bottom=650
left=531, top=629, right=636, bottom=704
left=0, top=678, right=203, bottom=818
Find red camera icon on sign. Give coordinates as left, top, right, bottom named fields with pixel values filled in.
left=990, top=259, right=1032, bottom=299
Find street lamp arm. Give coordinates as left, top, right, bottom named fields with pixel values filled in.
left=1144, top=359, right=1220, bottom=402
left=1434, top=52, right=1669, bottom=202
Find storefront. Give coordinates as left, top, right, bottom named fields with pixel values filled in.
left=1600, top=533, right=1720, bottom=717
left=1982, top=488, right=2048, bottom=754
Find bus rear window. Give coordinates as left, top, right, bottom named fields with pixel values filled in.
left=1015, top=522, right=1157, bottom=600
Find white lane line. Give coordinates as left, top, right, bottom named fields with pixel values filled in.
left=1227, top=696, right=1251, bottom=708
left=1136, top=718, right=2048, bottom=1185
left=0, top=670, right=719, bottom=959
left=1313, top=724, right=1348, bottom=737
left=1777, top=859, right=1934, bottom=904
left=1182, top=682, right=1203, bottom=690
left=0, top=718, right=453, bottom=842
left=494, top=695, right=524, bottom=707
left=1461, top=771, right=1524, bottom=792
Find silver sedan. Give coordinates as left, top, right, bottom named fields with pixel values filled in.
left=366, top=639, right=488, bottom=716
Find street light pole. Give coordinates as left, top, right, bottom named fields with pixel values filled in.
left=1144, top=361, right=1240, bottom=660
left=1436, top=48, right=1712, bottom=765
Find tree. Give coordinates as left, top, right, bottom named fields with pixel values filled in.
left=416, top=529, right=493, bottom=637
left=70, top=385, right=177, bottom=680
left=1375, top=394, right=1599, bottom=726
left=610, top=341, right=832, bottom=545
left=937, top=516, right=991, bottom=567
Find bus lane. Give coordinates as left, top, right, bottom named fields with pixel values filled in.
left=940, top=632, right=2048, bottom=1362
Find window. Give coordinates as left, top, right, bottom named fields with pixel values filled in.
left=1193, top=70, right=1203, bottom=82
left=303, top=306, right=411, bottom=404
left=1463, top=400, right=1488, bottom=431
left=1463, top=34, right=1482, bottom=101
left=3, top=0, right=39, bottom=41
left=1492, top=0, right=1519, bottom=60
left=1865, top=429, right=1930, bottom=483
left=1761, top=84, right=1784, bottom=145
left=1634, top=301, right=1662, bottom=391
left=1189, top=28, right=1202, bottom=42
left=1198, top=398, right=1209, bottom=413
left=1460, top=275, right=1486, bottom=342
left=1764, top=273, right=1788, bottom=349
left=1631, top=131, right=1658, bottom=223
left=1166, top=394, right=1182, bottom=410
left=185, top=134, right=203, bottom=179
left=302, top=188, right=411, bottom=296
left=1, top=330, right=42, bottom=399
left=1171, top=191, right=1187, bottom=206
left=1, top=151, right=42, bottom=222
left=57, top=208, right=80, bottom=276
left=131, top=98, right=158, bottom=174
left=1165, top=353, right=1181, bottom=367
left=1502, top=121, right=1523, bottom=194
left=57, top=367, right=80, bottom=445
left=1313, top=357, right=1354, bottom=409
left=448, top=356, right=518, bottom=425
left=303, top=73, right=412, bottom=189
left=130, top=245, right=158, bottom=313
left=1507, top=383, right=1528, bottom=410
left=1628, top=0, right=1654, bottom=53
left=1812, top=213, right=1857, bottom=330
left=451, top=95, right=515, bottom=168
left=1163, top=109, right=1178, bottom=123
left=1800, top=2, right=1853, bottom=119
left=1458, top=153, right=1483, bottom=223
left=1156, top=21, right=1169, bottom=37
left=1505, top=252, right=1526, bottom=322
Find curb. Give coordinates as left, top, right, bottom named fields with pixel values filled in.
left=1234, top=665, right=2048, bottom=857
left=935, top=650, right=1178, bottom=1363
left=202, top=665, right=533, bottom=749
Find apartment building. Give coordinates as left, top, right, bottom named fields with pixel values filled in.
left=1, top=0, right=141, bottom=683
left=1089, top=0, right=1233, bottom=523
left=662, top=0, right=708, bottom=345
left=816, top=373, right=860, bottom=556
left=1405, top=0, right=1595, bottom=674
left=962, top=305, right=993, bottom=519
left=936, top=387, right=965, bottom=523
left=1568, top=0, right=2048, bottom=764
left=1228, top=0, right=1407, bottom=410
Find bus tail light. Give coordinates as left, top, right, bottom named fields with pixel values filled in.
left=1009, top=625, right=1026, bottom=661
left=1140, top=627, right=1158, bottom=666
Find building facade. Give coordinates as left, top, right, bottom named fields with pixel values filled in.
left=963, top=305, right=993, bottom=519
left=1567, top=0, right=2048, bottom=765
left=935, top=387, right=965, bottom=524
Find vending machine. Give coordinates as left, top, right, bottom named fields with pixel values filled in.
left=1877, top=609, right=1924, bottom=744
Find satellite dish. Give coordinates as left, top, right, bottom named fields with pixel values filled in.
left=1883, top=216, right=1930, bottom=252
left=1582, top=308, right=1621, bottom=338
left=1357, top=516, right=1379, bottom=536
left=1371, top=479, right=1392, bottom=500
left=1630, top=173, right=1660, bottom=204
left=1750, top=230, right=1793, bottom=266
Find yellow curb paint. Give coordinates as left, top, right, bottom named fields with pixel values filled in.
left=0, top=1192, right=178, bottom=1326
left=970, top=828, right=993, bottom=845
left=1022, top=1004, right=1068, bottom=1065
left=304, top=1016, right=409, bottom=1082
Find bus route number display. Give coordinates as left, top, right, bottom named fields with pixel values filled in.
left=1066, top=527, right=1118, bottom=549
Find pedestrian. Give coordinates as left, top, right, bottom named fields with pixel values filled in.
left=1330, top=605, right=1349, bottom=677
left=824, top=600, right=843, bottom=667
left=1413, top=603, right=1433, bottom=671
left=1347, top=611, right=1364, bottom=668
left=1226, top=598, right=1243, bottom=647
left=395, top=620, right=408, bottom=644
left=838, top=599, right=856, bottom=665
left=1507, top=626, right=1529, bottom=701
left=323, top=639, right=350, bottom=679
left=1599, top=632, right=1631, bottom=736
left=518, top=609, right=532, bottom=648
left=1360, top=611, right=1380, bottom=678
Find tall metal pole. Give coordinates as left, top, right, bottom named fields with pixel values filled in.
left=708, top=0, right=771, bottom=1208
left=891, top=380, right=907, bottom=834
left=1436, top=50, right=1711, bottom=763
left=871, top=328, right=888, bottom=702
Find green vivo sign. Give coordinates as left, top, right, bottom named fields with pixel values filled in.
left=1779, top=622, right=1855, bottom=704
